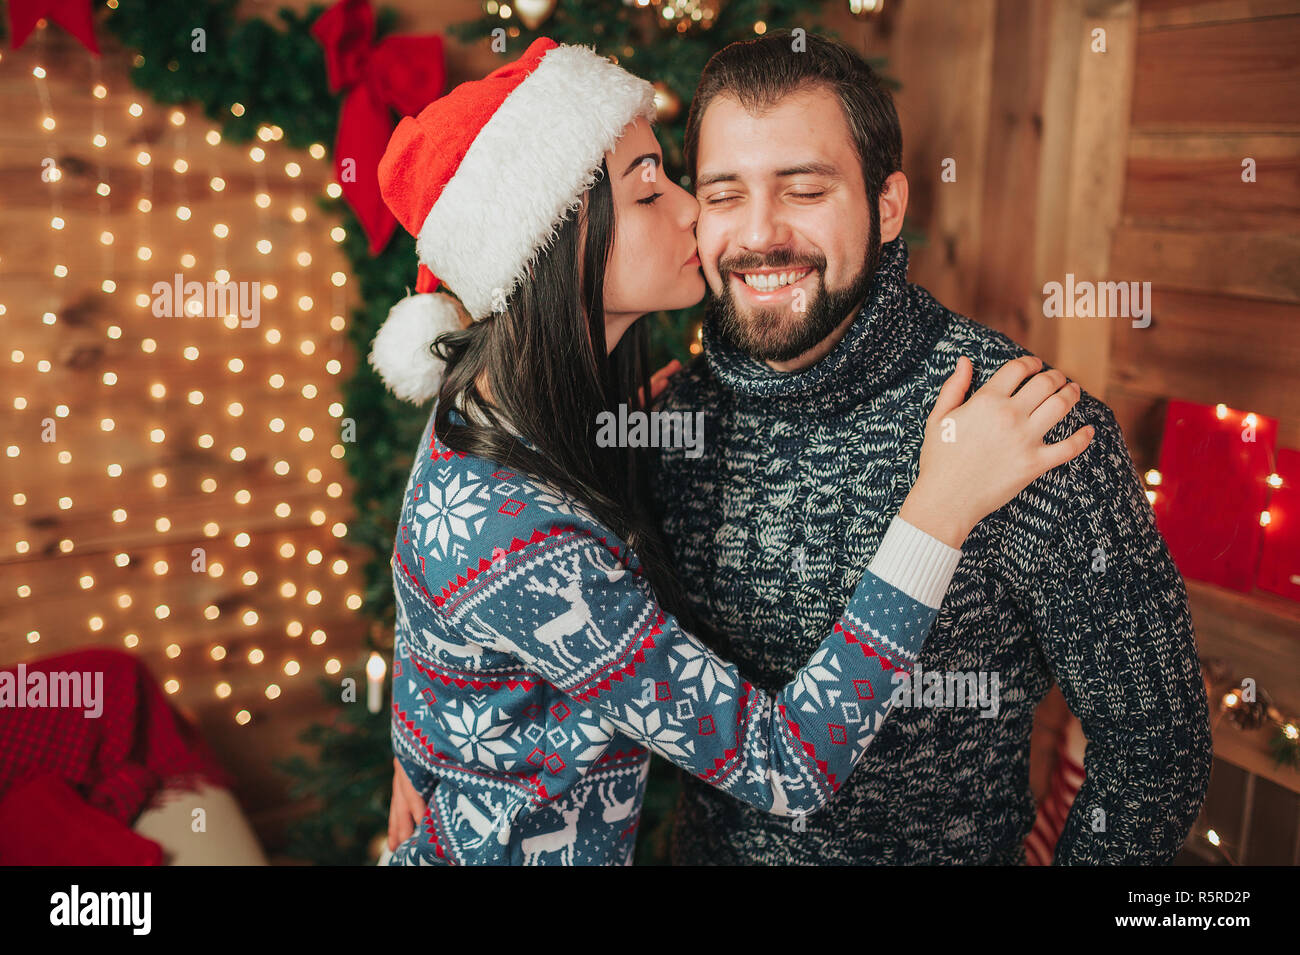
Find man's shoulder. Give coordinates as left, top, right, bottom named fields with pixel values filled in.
left=923, top=298, right=1136, bottom=544
left=925, top=300, right=1119, bottom=435
left=928, top=304, right=1039, bottom=381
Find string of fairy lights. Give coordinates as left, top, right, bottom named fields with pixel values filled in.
left=1140, top=405, right=1285, bottom=518
left=6, top=28, right=384, bottom=724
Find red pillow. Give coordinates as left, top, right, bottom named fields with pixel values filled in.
left=0, top=773, right=163, bottom=866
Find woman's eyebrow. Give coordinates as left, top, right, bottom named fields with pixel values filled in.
left=622, top=153, right=661, bottom=177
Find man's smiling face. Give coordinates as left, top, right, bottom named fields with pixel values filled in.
left=693, top=85, right=877, bottom=364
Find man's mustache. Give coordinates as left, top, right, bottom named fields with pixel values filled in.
left=718, top=249, right=828, bottom=275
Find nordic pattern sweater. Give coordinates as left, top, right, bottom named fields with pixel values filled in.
left=384, top=404, right=965, bottom=865
left=652, top=237, right=1213, bottom=865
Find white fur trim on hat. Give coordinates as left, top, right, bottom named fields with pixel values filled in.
left=416, top=45, right=656, bottom=321
left=368, top=292, right=465, bottom=404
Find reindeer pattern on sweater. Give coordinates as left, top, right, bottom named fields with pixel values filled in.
left=386, top=406, right=960, bottom=865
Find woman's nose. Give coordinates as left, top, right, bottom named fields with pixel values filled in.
left=674, top=184, right=700, bottom=231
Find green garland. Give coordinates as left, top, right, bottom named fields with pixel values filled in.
left=95, top=0, right=900, bottom=864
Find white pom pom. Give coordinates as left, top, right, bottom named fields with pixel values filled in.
left=368, top=292, right=467, bottom=404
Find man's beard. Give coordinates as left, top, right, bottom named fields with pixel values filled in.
left=708, top=229, right=882, bottom=364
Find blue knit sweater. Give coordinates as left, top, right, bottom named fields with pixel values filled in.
left=652, top=237, right=1213, bottom=865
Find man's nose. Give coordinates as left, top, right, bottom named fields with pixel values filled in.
left=740, top=194, right=790, bottom=253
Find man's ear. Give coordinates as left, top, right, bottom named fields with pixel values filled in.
left=878, top=171, right=909, bottom=243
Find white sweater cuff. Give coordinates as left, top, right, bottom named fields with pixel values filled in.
left=866, top=515, right=963, bottom=609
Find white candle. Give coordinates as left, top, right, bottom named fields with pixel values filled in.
left=366, top=652, right=386, bottom=714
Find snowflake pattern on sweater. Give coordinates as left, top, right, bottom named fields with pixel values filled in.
left=385, top=408, right=961, bottom=865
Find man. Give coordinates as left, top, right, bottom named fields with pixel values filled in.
left=650, top=31, right=1212, bottom=864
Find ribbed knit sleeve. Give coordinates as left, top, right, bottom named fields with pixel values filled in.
left=869, top=514, right=963, bottom=609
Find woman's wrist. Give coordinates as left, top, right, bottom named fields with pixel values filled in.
left=898, top=476, right=974, bottom=550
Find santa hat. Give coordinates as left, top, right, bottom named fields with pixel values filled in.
left=369, top=37, right=656, bottom=404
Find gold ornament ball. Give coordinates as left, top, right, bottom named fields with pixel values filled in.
left=653, top=82, right=682, bottom=122
left=514, top=0, right=557, bottom=30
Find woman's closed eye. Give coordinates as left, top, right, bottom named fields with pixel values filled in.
left=637, top=192, right=664, bottom=205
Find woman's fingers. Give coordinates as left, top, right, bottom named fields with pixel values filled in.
left=928, top=355, right=972, bottom=423
left=1038, top=424, right=1095, bottom=472
left=641, top=359, right=683, bottom=405
left=1011, top=367, right=1068, bottom=415
left=395, top=757, right=427, bottom=822
left=980, top=354, right=1042, bottom=398
left=1027, top=380, right=1082, bottom=438
left=387, top=771, right=406, bottom=852
left=387, top=758, right=424, bottom=852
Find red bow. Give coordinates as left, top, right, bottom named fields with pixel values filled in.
left=7, top=0, right=100, bottom=54
left=311, top=0, right=445, bottom=256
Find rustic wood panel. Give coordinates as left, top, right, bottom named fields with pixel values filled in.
left=1108, top=288, right=1300, bottom=423
left=1190, top=578, right=1300, bottom=712
left=970, top=0, right=1053, bottom=353
left=1138, top=0, right=1300, bottom=30
left=0, top=26, right=371, bottom=855
left=1130, top=15, right=1300, bottom=130
left=887, top=0, right=997, bottom=314
left=1108, top=226, right=1300, bottom=301
left=1123, top=133, right=1300, bottom=231
left=1027, top=0, right=1139, bottom=394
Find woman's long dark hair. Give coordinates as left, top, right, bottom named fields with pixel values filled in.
left=429, top=160, right=692, bottom=622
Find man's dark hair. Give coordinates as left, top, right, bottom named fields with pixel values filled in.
left=683, top=30, right=903, bottom=204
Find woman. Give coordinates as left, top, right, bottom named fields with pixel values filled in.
left=371, top=38, right=1092, bottom=865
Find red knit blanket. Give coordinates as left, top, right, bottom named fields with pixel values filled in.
left=0, top=648, right=234, bottom=864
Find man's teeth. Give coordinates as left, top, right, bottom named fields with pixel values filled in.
left=741, top=269, right=810, bottom=291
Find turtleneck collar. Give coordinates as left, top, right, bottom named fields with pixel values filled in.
left=701, top=237, right=948, bottom=410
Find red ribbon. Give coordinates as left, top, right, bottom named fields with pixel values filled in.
left=311, top=0, right=445, bottom=256
left=7, top=0, right=100, bottom=54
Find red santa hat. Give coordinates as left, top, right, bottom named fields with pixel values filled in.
left=369, top=37, right=656, bottom=404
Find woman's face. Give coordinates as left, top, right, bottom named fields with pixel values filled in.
left=598, top=116, right=705, bottom=354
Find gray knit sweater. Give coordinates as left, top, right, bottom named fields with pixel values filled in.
left=649, top=237, right=1212, bottom=865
